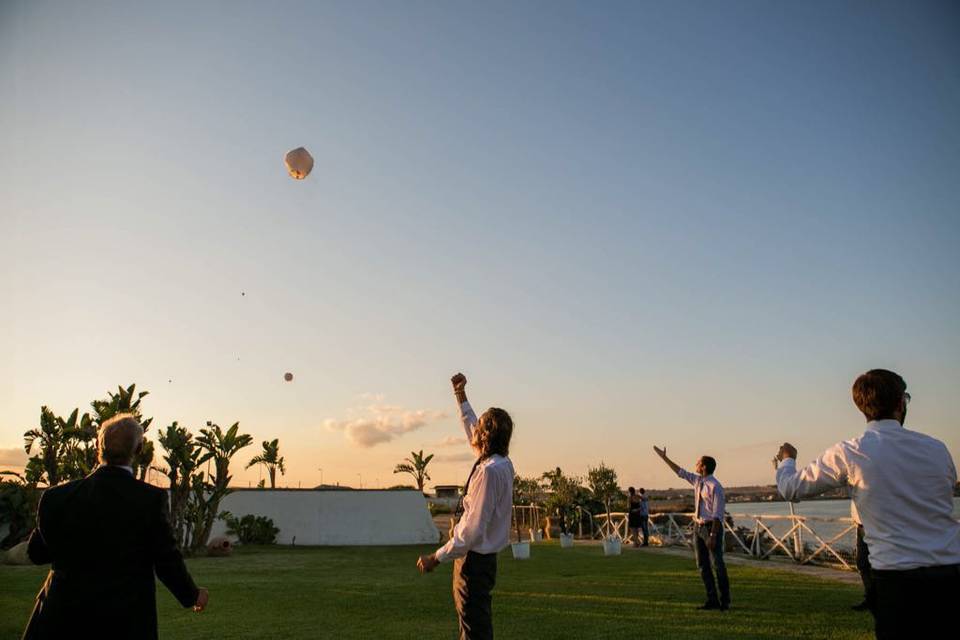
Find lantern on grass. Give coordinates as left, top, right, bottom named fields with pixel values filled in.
left=284, top=147, right=314, bottom=180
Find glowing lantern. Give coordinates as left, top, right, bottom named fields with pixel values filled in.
left=284, top=372, right=294, bottom=382
left=284, top=147, right=313, bottom=180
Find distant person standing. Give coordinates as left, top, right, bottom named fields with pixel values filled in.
left=417, top=373, right=515, bottom=640
left=627, top=487, right=643, bottom=547
left=627, top=488, right=650, bottom=547
left=653, top=446, right=730, bottom=611
left=774, top=369, right=960, bottom=639
left=638, top=488, right=650, bottom=546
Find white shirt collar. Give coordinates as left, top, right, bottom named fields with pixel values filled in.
left=866, top=419, right=903, bottom=432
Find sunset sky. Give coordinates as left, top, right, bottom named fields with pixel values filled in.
left=2, top=1, right=958, bottom=491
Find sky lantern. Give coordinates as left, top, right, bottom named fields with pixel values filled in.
left=284, top=147, right=313, bottom=180
left=284, top=372, right=294, bottom=382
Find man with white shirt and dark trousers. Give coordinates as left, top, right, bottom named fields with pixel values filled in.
left=417, top=373, right=515, bottom=640
left=654, top=446, right=731, bottom=611
left=774, top=369, right=960, bottom=639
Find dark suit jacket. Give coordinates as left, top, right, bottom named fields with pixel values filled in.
left=23, top=466, right=198, bottom=640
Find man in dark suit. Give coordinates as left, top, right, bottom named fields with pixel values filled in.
left=23, top=414, right=208, bottom=640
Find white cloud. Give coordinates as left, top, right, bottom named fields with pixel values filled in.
left=435, top=436, right=466, bottom=448
left=324, top=400, right=448, bottom=448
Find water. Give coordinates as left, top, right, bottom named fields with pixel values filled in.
left=723, top=497, right=960, bottom=553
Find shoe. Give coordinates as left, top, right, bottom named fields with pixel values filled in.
left=851, top=601, right=870, bottom=612
left=697, top=601, right=721, bottom=611
left=720, top=603, right=730, bottom=612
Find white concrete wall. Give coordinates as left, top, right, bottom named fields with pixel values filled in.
left=209, top=489, right=440, bottom=546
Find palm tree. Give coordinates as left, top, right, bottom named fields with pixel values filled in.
left=157, top=421, right=201, bottom=549
left=23, top=407, right=81, bottom=486
left=246, top=439, right=286, bottom=489
left=191, top=421, right=252, bottom=549
left=393, top=450, right=434, bottom=492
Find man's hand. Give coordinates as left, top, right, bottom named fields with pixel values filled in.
left=193, top=588, right=209, bottom=613
left=451, top=373, right=467, bottom=403
left=417, top=553, right=440, bottom=574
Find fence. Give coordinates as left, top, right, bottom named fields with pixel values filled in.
left=592, top=510, right=858, bottom=570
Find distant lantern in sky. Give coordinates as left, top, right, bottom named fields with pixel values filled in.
left=284, top=147, right=313, bottom=180
left=284, top=372, right=294, bottom=382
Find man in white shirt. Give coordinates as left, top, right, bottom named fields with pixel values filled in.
left=417, top=373, right=515, bottom=640
left=774, top=369, right=960, bottom=639
left=654, top=446, right=730, bottom=611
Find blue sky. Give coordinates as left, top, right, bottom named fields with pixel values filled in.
left=1, top=1, right=958, bottom=489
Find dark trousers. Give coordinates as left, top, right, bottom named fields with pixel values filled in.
left=694, top=523, right=730, bottom=606
left=855, top=526, right=876, bottom=610
left=872, top=564, right=960, bottom=639
left=639, top=515, right=649, bottom=545
left=453, top=551, right=498, bottom=640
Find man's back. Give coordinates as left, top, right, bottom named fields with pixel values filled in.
left=845, top=421, right=960, bottom=569
left=28, top=466, right=197, bottom=640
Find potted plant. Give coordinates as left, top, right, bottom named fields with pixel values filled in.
left=588, top=462, right=622, bottom=556
left=542, top=467, right=581, bottom=549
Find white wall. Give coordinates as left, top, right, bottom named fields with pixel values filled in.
left=209, top=489, right=440, bottom=546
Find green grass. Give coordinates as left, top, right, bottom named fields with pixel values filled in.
left=0, top=542, right=872, bottom=639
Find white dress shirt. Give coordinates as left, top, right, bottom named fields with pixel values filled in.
left=776, top=419, right=960, bottom=570
left=676, top=468, right=726, bottom=524
left=435, top=401, right=515, bottom=563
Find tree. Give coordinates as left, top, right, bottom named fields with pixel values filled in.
left=190, top=421, right=252, bottom=550
left=587, top=462, right=622, bottom=540
left=393, top=450, right=434, bottom=492
left=541, top=467, right=584, bottom=535
left=246, top=439, right=286, bottom=489
left=23, top=406, right=81, bottom=486
left=157, top=421, right=201, bottom=549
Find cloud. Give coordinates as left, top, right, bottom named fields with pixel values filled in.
left=434, top=452, right=475, bottom=464
left=435, top=436, right=466, bottom=448
left=0, top=447, right=27, bottom=467
left=324, top=400, right=448, bottom=448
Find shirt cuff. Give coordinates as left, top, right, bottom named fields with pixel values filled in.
left=434, top=542, right=453, bottom=563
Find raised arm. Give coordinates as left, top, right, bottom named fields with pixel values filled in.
left=452, top=372, right=477, bottom=443
left=653, top=445, right=697, bottom=485
left=774, top=442, right=848, bottom=501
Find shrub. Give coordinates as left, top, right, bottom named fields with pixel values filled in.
left=218, top=511, right=280, bottom=545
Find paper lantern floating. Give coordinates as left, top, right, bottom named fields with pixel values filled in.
left=284, top=372, right=294, bottom=382
left=284, top=147, right=313, bottom=180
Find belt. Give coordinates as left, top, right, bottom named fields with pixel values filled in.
left=872, top=564, right=960, bottom=578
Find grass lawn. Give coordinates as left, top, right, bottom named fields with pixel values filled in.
left=0, top=542, right=873, bottom=639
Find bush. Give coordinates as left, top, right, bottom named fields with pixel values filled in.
left=218, top=511, right=280, bottom=545
left=0, top=473, right=41, bottom=550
